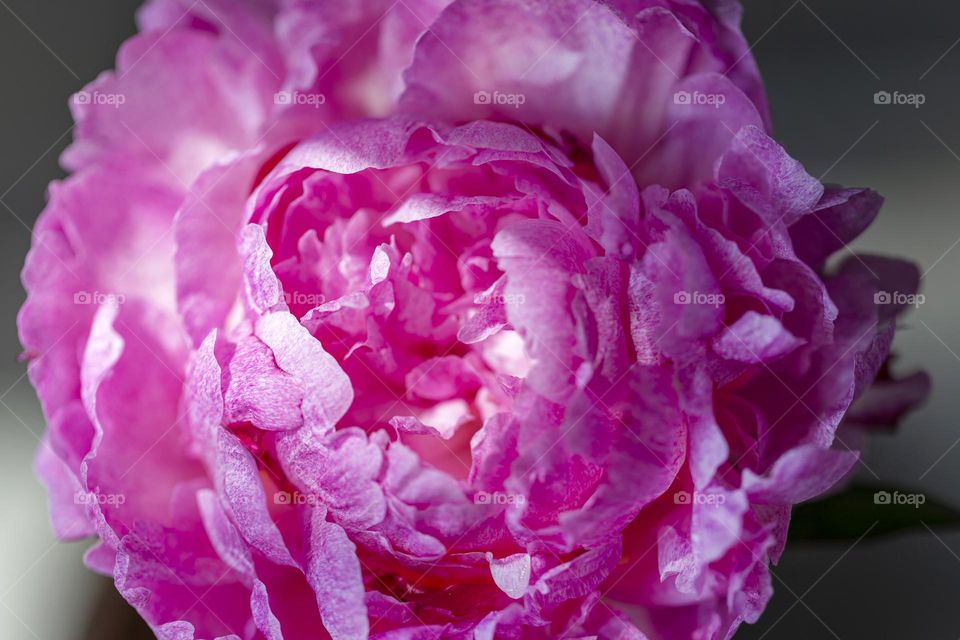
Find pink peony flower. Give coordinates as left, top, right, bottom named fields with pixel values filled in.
left=19, top=1, right=928, bottom=639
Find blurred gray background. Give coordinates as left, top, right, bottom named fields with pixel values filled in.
left=0, top=1, right=957, bottom=638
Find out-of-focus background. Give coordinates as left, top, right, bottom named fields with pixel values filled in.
left=0, top=1, right=957, bottom=638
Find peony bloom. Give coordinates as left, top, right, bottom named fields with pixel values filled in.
left=19, top=1, right=927, bottom=639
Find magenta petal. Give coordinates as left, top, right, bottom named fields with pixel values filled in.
left=401, top=0, right=770, bottom=186
left=216, top=430, right=297, bottom=567
left=790, top=188, right=884, bottom=266
left=717, top=125, right=824, bottom=226
left=488, top=552, right=531, bottom=599
left=223, top=335, right=305, bottom=431
left=34, top=440, right=93, bottom=540
left=277, top=428, right=386, bottom=529
left=64, top=30, right=277, bottom=185
left=491, top=219, right=594, bottom=401
left=712, top=311, right=804, bottom=363
left=742, top=445, right=858, bottom=504
left=306, top=509, right=369, bottom=640
left=255, top=312, right=353, bottom=435
left=197, top=489, right=255, bottom=579
left=847, top=370, right=932, bottom=428
left=174, top=155, right=261, bottom=345
left=240, top=224, right=287, bottom=316
left=250, top=579, right=285, bottom=640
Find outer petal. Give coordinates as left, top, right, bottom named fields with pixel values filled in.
left=63, top=30, right=278, bottom=186
left=716, top=125, right=824, bottom=226
left=790, top=187, right=884, bottom=267
left=276, top=0, right=450, bottom=117
left=401, top=0, right=770, bottom=185
left=306, top=509, right=369, bottom=640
